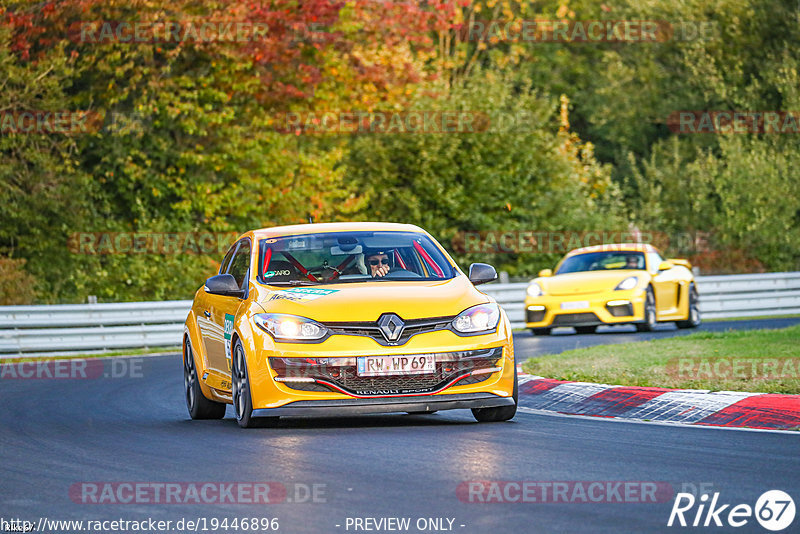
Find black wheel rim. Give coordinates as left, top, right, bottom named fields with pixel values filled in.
left=233, top=344, right=247, bottom=421
left=184, top=338, right=196, bottom=411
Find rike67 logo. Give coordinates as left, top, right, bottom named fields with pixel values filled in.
left=668, top=490, right=795, bottom=531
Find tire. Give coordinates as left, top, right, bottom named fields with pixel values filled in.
left=676, top=283, right=701, bottom=329
left=635, top=287, right=657, bottom=332
left=184, top=337, right=226, bottom=420
left=574, top=325, right=597, bottom=334
left=472, top=366, right=517, bottom=423
left=232, top=338, right=278, bottom=428
left=530, top=327, right=552, bottom=336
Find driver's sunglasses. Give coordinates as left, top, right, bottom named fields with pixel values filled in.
left=369, top=258, right=390, bottom=266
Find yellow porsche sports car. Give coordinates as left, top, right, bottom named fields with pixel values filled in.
left=183, top=222, right=516, bottom=428
left=524, top=243, right=700, bottom=335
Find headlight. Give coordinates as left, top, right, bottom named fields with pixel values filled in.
left=615, top=276, right=639, bottom=291
left=527, top=282, right=543, bottom=297
left=452, top=303, right=501, bottom=334
left=253, top=313, right=328, bottom=341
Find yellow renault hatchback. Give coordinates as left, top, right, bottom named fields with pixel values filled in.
left=183, top=222, right=516, bottom=427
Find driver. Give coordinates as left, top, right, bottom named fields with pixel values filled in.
left=366, top=250, right=393, bottom=277
left=625, top=255, right=640, bottom=269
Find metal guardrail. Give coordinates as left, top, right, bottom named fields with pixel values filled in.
left=0, top=301, right=191, bottom=357
left=1, top=273, right=798, bottom=357
left=486, top=272, right=800, bottom=328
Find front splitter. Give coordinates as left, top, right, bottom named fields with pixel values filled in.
left=251, top=392, right=514, bottom=417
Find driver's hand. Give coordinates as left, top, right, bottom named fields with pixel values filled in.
left=373, top=264, right=391, bottom=277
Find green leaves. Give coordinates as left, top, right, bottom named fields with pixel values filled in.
left=346, top=72, right=624, bottom=276
left=3, top=0, right=798, bottom=303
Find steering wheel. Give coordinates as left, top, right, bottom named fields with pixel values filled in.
left=380, top=269, right=422, bottom=279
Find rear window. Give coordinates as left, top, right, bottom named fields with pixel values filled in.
left=257, top=231, right=455, bottom=285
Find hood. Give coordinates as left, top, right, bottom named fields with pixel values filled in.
left=251, top=276, right=490, bottom=322
left=538, top=270, right=642, bottom=296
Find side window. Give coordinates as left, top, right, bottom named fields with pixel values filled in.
left=647, top=251, right=664, bottom=273
left=219, top=243, right=238, bottom=275
left=227, top=240, right=251, bottom=289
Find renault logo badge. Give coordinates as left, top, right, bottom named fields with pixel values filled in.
left=377, top=313, right=405, bottom=342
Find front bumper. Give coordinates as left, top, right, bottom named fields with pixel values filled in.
left=524, top=289, right=647, bottom=328
left=242, top=320, right=516, bottom=410
left=252, top=392, right=513, bottom=417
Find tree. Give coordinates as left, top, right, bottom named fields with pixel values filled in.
left=346, top=70, right=624, bottom=276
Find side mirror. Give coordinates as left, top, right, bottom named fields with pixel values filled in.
left=658, top=261, right=674, bottom=272
left=468, top=263, right=498, bottom=285
left=205, top=274, right=245, bottom=298
left=538, top=269, right=553, bottom=277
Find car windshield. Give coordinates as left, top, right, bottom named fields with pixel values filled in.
left=556, top=251, right=645, bottom=274
left=257, top=231, right=456, bottom=285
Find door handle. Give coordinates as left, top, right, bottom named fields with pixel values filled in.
left=204, top=310, right=211, bottom=318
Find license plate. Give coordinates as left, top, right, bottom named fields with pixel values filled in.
left=357, top=355, right=436, bottom=377
left=561, top=300, right=589, bottom=310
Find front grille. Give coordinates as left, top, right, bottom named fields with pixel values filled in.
left=270, top=347, right=503, bottom=396
left=323, top=316, right=454, bottom=346
left=551, top=312, right=600, bottom=326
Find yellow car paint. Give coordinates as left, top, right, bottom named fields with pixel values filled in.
left=183, top=222, right=516, bottom=422
left=524, top=243, right=698, bottom=331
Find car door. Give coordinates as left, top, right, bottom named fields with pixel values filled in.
left=196, top=242, right=237, bottom=370
left=201, top=239, right=251, bottom=380
left=647, top=251, right=679, bottom=317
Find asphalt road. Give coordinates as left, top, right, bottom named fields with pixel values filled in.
left=2, top=331, right=798, bottom=534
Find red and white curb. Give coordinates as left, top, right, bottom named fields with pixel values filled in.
left=516, top=369, right=800, bottom=431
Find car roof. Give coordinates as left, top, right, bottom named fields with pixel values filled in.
left=247, top=221, right=426, bottom=240
left=565, top=243, right=656, bottom=256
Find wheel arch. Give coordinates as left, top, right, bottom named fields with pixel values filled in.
left=183, top=316, right=205, bottom=371
left=182, top=323, right=218, bottom=405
